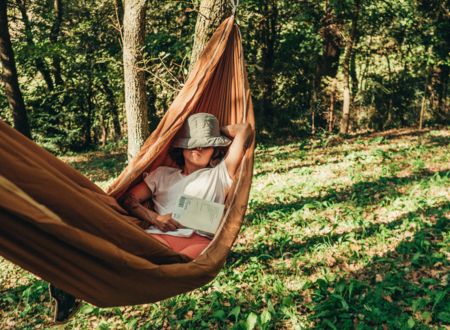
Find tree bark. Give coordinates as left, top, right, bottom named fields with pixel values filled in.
left=419, top=68, right=431, bottom=130
left=189, top=0, right=232, bottom=72
left=328, top=78, right=336, bottom=132
left=99, top=65, right=122, bottom=140
left=311, top=5, right=342, bottom=133
left=0, top=0, right=31, bottom=138
left=260, top=0, right=278, bottom=122
left=114, top=0, right=124, bottom=35
left=350, top=46, right=358, bottom=104
left=50, top=0, right=64, bottom=86
left=340, top=0, right=360, bottom=134
left=16, top=0, right=54, bottom=91
left=436, top=65, right=448, bottom=117
left=123, top=0, right=149, bottom=160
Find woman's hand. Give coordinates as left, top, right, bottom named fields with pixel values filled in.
left=151, top=213, right=182, bottom=232
left=120, top=189, right=181, bottom=231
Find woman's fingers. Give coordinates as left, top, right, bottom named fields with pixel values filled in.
left=153, top=214, right=183, bottom=231
left=168, top=218, right=182, bottom=228
left=165, top=222, right=177, bottom=231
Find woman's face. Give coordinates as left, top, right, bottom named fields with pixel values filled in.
left=182, top=147, right=214, bottom=168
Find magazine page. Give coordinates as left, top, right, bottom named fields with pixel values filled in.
left=172, top=194, right=225, bottom=234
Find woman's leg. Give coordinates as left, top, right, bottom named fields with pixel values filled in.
left=149, top=233, right=211, bottom=259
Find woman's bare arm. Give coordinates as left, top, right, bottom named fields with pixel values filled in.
left=220, top=122, right=253, bottom=177
left=121, top=182, right=181, bottom=231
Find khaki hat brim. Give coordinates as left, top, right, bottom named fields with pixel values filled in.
left=172, top=136, right=231, bottom=149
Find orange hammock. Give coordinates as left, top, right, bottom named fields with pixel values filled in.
left=0, top=16, right=255, bottom=307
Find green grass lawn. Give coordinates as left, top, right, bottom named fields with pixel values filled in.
left=1, top=128, right=449, bottom=329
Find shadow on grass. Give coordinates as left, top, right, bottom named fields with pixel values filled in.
left=247, top=169, right=449, bottom=225
left=346, top=127, right=431, bottom=142
left=254, top=157, right=342, bottom=178
left=228, top=201, right=450, bottom=267
left=255, top=135, right=447, bottom=179
left=307, top=203, right=450, bottom=329
left=425, top=134, right=450, bottom=148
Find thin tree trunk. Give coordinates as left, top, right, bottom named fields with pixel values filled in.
left=189, top=0, right=232, bottom=72
left=16, top=0, right=54, bottom=91
left=340, top=0, right=360, bottom=134
left=100, top=114, right=108, bottom=146
left=435, top=64, right=448, bottom=118
left=114, top=0, right=124, bottom=32
left=312, top=5, right=342, bottom=133
left=341, top=80, right=351, bottom=133
left=383, top=54, right=393, bottom=129
left=16, top=0, right=61, bottom=137
left=98, top=64, right=121, bottom=140
left=84, top=76, right=94, bottom=148
left=419, top=70, right=430, bottom=130
left=310, top=80, right=317, bottom=134
left=260, top=0, right=278, bottom=122
left=123, top=0, right=149, bottom=160
left=328, top=78, right=336, bottom=132
left=350, top=47, right=358, bottom=104
left=0, top=0, right=31, bottom=138
left=50, top=0, right=64, bottom=86
left=359, top=36, right=372, bottom=92
left=107, top=88, right=122, bottom=141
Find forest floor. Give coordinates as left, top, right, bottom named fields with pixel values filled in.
left=1, top=128, right=449, bottom=329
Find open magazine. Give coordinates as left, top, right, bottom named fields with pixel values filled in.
left=172, top=194, right=225, bottom=234
left=145, top=194, right=225, bottom=237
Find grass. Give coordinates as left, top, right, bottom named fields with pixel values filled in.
left=0, top=128, right=449, bottom=329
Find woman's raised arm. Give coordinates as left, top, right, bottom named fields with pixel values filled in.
left=220, top=122, right=253, bottom=178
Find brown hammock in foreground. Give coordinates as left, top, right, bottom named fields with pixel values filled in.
left=0, top=16, right=255, bottom=307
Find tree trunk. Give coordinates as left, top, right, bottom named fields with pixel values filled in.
left=189, top=0, right=232, bottom=72
left=359, top=35, right=372, bottom=92
left=84, top=77, right=94, bottom=148
left=328, top=78, right=336, bottom=132
left=100, top=114, right=108, bottom=147
left=123, top=0, right=149, bottom=160
left=114, top=0, right=124, bottom=35
left=0, top=0, right=31, bottom=138
left=437, top=65, right=448, bottom=117
left=50, top=0, right=64, bottom=86
left=350, top=47, right=358, bottom=104
left=340, top=0, right=360, bottom=134
left=260, top=0, right=278, bottom=122
left=98, top=63, right=122, bottom=140
left=383, top=54, right=393, bottom=129
left=16, top=0, right=54, bottom=91
left=311, top=5, right=342, bottom=133
left=419, top=70, right=431, bottom=130
left=310, top=80, right=317, bottom=134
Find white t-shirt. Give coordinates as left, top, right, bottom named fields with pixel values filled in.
left=143, top=160, right=233, bottom=236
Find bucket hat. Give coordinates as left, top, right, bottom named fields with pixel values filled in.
left=172, top=113, right=231, bottom=149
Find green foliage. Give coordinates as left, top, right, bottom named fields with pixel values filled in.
left=1, top=0, right=448, bottom=150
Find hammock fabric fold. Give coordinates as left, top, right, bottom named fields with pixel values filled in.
left=0, top=16, right=255, bottom=307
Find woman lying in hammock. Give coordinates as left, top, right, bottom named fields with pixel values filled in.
left=120, top=112, right=252, bottom=259
left=50, top=113, right=252, bottom=324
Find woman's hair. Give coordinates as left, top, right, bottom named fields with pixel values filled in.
left=169, top=147, right=226, bottom=168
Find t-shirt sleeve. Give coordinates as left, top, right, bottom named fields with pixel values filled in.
left=216, top=159, right=234, bottom=190
left=143, top=167, right=163, bottom=194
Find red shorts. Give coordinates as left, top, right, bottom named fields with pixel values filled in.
left=150, top=233, right=212, bottom=259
